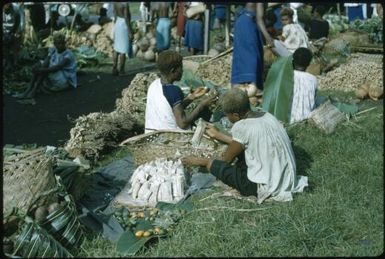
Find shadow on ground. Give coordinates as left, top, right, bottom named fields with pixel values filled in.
left=3, top=71, right=135, bottom=147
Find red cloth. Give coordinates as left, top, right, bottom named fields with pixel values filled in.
left=176, top=2, right=186, bottom=36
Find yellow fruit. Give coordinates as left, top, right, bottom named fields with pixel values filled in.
left=143, top=231, right=152, bottom=237
left=154, top=227, right=161, bottom=234
left=135, top=230, right=144, bottom=237
left=137, top=212, right=145, bottom=218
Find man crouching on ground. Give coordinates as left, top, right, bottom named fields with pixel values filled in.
left=145, top=50, right=217, bottom=133
left=13, top=32, right=77, bottom=99
left=182, top=88, right=308, bottom=203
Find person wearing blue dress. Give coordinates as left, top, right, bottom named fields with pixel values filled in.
left=231, top=3, right=272, bottom=105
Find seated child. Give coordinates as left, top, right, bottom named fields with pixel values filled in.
left=182, top=88, right=308, bottom=204
left=278, top=7, right=309, bottom=54
left=308, top=5, right=329, bottom=40
left=14, top=33, right=77, bottom=99
left=290, top=47, right=318, bottom=124
left=145, top=50, right=217, bottom=133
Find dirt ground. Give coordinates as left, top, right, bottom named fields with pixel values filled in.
left=2, top=70, right=137, bottom=147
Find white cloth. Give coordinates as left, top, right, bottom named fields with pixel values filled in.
left=282, top=23, right=309, bottom=53
left=145, top=79, right=184, bottom=133
left=113, top=16, right=130, bottom=54
left=290, top=70, right=318, bottom=124
left=231, top=112, right=308, bottom=203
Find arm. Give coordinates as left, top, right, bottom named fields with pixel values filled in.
left=256, top=3, right=273, bottom=46
left=173, top=95, right=215, bottom=129
left=36, top=57, right=70, bottom=74
left=205, top=124, right=232, bottom=144
left=181, top=139, right=244, bottom=170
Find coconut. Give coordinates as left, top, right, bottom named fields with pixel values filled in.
left=208, top=48, right=219, bottom=57
left=138, top=37, right=150, bottom=52
left=368, top=84, right=384, bottom=101
left=149, top=37, right=156, bottom=46
left=136, top=49, right=144, bottom=58
left=144, top=49, right=155, bottom=61
left=87, top=24, right=102, bottom=34
left=360, top=83, right=371, bottom=92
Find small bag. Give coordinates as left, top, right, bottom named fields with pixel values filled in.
left=185, top=3, right=206, bottom=18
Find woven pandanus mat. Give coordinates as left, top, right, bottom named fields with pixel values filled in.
left=3, top=148, right=57, bottom=215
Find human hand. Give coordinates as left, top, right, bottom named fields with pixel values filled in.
left=191, top=86, right=208, bottom=99
left=200, top=94, right=218, bottom=107
left=205, top=123, right=219, bottom=139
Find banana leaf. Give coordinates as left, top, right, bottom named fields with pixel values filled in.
left=12, top=217, right=73, bottom=258
left=261, top=55, right=294, bottom=123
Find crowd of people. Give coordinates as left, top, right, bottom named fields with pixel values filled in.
left=3, top=2, right=383, bottom=203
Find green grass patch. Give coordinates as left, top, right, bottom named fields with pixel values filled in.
left=78, top=94, right=383, bottom=257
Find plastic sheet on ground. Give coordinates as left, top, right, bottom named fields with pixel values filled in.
left=76, top=155, right=216, bottom=243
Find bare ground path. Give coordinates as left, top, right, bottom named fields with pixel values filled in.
left=3, top=71, right=136, bottom=147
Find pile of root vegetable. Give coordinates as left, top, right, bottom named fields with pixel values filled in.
left=195, top=54, right=232, bottom=88
left=65, top=73, right=159, bottom=162
left=317, top=53, right=383, bottom=96
left=41, top=23, right=115, bottom=57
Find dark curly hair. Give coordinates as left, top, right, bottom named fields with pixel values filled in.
left=293, top=48, right=313, bottom=69
left=280, top=7, right=294, bottom=18
left=157, top=50, right=183, bottom=76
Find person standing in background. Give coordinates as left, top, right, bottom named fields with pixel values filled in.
left=153, top=2, right=172, bottom=53
left=174, top=2, right=187, bottom=52
left=308, top=5, right=329, bottom=41
left=231, top=3, right=273, bottom=106
left=112, top=2, right=133, bottom=76
left=3, top=3, right=21, bottom=71
left=184, top=2, right=205, bottom=55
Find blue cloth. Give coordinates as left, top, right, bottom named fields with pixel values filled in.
left=347, top=6, right=364, bottom=22
left=156, top=17, right=171, bottom=51
left=231, top=8, right=264, bottom=89
left=113, top=17, right=131, bottom=54
left=273, top=7, right=283, bottom=31
left=47, top=47, right=77, bottom=88
left=184, top=19, right=204, bottom=51
left=214, top=5, right=226, bottom=21
left=162, top=84, right=184, bottom=108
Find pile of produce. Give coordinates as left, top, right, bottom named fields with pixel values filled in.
left=65, top=111, right=135, bottom=162
left=131, top=30, right=156, bottom=61
left=115, top=72, right=158, bottom=128
left=122, top=159, right=187, bottom=207
left=66, top=72, right=158, bottom=162
left=3, top=148, right=85, bottom=258
left=317, top=53, right=383, bottom=94
left=121, top=130, right=227, bottom=166
left=195, top=54, right=232, bottom=88
left=349, top=16, right=383, bottom=44
left=323, top=14, right=349, bottom=35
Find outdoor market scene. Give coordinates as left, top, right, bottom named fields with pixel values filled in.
left=2, top=2, right=383, bottom=257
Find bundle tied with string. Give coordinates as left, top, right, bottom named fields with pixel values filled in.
left=3, top=148, right=57, bottom=216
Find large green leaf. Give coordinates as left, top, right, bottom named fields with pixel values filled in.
left=116, top=230, right=152, bottom=255
left=262, top=56, right=294, bottom=123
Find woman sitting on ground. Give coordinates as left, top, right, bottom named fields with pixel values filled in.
left=182, top=88, right=308, bottom=204
left=14, top=33, right=77, bottom=99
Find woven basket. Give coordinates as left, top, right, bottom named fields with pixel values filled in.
left=3, top=148, right=57, bottom=215
left=120, top=130, right=227, bottom=166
